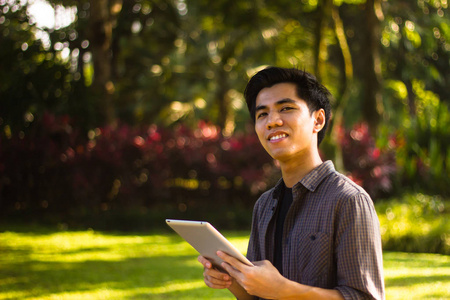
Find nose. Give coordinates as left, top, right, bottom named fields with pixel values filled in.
left=266, top=112, right=283, bottom=129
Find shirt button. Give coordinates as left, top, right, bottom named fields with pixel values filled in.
left=310, top=235, right=316, bottom=241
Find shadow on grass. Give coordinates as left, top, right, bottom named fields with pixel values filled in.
left=0, top=248, right=229, bottom=299
left=385, top=275, right=449, bottom=287
left=383, top=252, right=450, bottom=299
left=128, top=287, right=230, bottom=300
left=383, top=252, right=450, bottom=268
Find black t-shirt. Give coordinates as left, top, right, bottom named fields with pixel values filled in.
left=273, top=183, right=293, bottom=274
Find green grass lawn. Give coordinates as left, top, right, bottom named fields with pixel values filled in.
left=0, top=229, right=449, bottom=299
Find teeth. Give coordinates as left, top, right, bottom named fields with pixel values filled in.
left=269, top=134, right=287, bottom=141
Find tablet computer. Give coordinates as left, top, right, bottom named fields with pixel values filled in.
left=166, top=219, right=253, bottom=269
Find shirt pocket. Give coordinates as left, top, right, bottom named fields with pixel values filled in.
left=294, top=231, right=332, bottom=285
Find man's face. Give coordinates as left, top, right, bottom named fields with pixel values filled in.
left=254, top=82, right=321, bottom=163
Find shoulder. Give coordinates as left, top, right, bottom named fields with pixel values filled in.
left=315, top=169, right=378, bottom=220
left=252, top=181, right=281, bottom=219
left=322, top=169, right=371, bottom=202
left=322, top=171, right=381, bottom=231
left=254, top=186, right=276, bottom=210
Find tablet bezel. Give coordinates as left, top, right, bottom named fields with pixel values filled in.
left=165, top=219, right=253, bottom=269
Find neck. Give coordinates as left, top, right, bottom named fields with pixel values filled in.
left=279, top=151, right=323, bottom=188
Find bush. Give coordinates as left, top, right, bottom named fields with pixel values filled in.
left=2, top=115, right=448, bottom=254
left=0, top=113, right=279, bottom=229
left=384, top=79, right=450, bottom=197
left=395, top=87, right=450, bottom=197
left=338, top=122, right=397, bottom=199
left=376, top=193, right=449, bottom=255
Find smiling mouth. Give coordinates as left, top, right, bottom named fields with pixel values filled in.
left=268, top=133, right=288, bottom=141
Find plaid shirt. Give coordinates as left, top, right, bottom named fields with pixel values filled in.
left=247, top=161, right=385, bottom=300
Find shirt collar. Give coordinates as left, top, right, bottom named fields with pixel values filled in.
left=297, top=160, right=335, bottom=192
left=273, top=160, right=335, bottom=197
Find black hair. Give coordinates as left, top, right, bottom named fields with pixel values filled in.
left=244, top=67, right=332, bottom=146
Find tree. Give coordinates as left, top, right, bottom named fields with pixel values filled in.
left=362, top=0, right=384, bottom=134
left=89, top=0, right=121, bottom=125
left=2, top=0, right=449, bottom=140
left=0, top=2, right=75, bottom=132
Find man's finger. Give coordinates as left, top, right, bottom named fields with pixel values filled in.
left=204, top=270, right=232, bottom=284
left=197, top=255, right=212, bottom=269
left=204, top=268, right=231, bottom=281
left=217, top=251, right=248, bottom=272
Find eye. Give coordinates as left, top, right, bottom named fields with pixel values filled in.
left=256, top=112, right=267, bottom=119
left=281, top=106, right=294, bottom=112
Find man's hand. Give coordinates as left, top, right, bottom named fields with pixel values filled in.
left=197, top=255, right=233, bottom=289
left=217, top=251, right=344, bottom=300
left=217, top=251, right=287, bottom=299
left=198, top=255, right=255, bottom=300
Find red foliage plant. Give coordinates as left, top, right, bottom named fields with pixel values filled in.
left=0, top=112, right=278, bottom=221
left=338, top=123, right=397, bottom=199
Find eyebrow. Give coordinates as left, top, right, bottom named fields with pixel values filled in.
left=255, top=98, right=297, bottom=113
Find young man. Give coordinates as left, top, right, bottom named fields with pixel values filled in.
left=198, top=67, right=385, bottom=300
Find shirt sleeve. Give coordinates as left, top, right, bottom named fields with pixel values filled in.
left=246, top=199, right=262, bottom=262
left=334, top=192, right=385, bottom=300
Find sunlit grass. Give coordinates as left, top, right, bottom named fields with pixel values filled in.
left=383, top=252, right=449, bottom=300
left=0, top=229, right=449, bottom=299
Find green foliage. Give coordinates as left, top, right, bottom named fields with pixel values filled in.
left=376, top=193, right=449, bottom=255
left=0, top=1, right=95, bottom=130
left=392, top=81, right=450, bottom=195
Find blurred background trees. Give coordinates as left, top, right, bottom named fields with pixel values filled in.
left=0, top=0, right=449, bottom=230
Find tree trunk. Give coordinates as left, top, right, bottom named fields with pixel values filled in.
left=89, top=0, right=122, bottom=126
left=313, top=0, right=333, bottom=81
left=329, top=4, right=354, bottom=172
left=362, top=0, right=384, bottom=135
left=405, top=79, right=416, bottom=116
left=398, top=28, right=416, bottom=117
left=216, top=68, right=234, bottom=136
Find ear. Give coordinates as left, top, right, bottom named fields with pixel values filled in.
left=313, top=109, right=326, bottom=133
